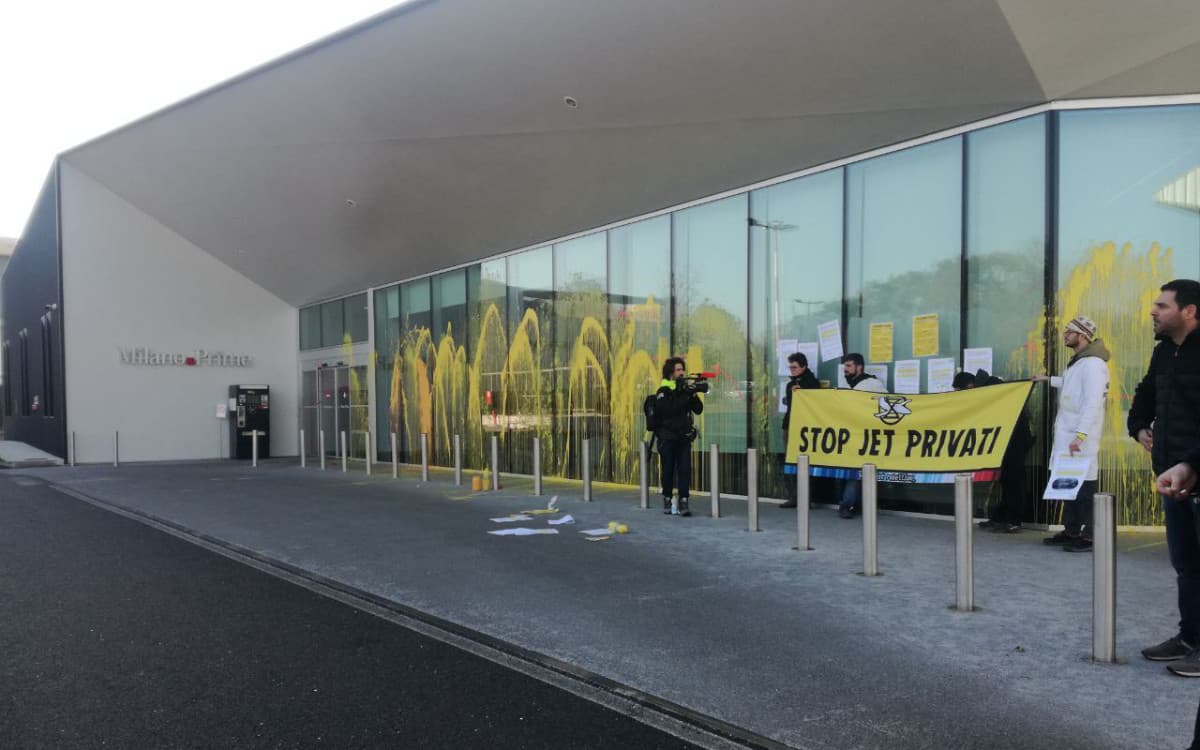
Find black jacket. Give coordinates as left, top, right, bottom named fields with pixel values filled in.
left=1127, top=330, right=1200, bottom=473
left=782, top=369, right=821, bottom=432
left=653, top=380, right=704, bottom=442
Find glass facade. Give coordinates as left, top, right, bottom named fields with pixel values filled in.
left=308, top=104, right=1200, bottom=526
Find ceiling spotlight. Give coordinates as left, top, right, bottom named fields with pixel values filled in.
left=563, top=96, right=579, bottom=109
left=345, top=199, right=357, bottom=207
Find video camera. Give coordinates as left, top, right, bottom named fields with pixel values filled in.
left=679, top=372, right=712, bottom=394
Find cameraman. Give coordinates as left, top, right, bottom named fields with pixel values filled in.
left=654, top=357, right=705, bottom=516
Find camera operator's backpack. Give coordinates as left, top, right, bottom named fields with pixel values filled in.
left=642, top=393, right=658, bottom=432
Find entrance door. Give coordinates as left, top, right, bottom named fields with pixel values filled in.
left=305, top=366, right=369, bottom=461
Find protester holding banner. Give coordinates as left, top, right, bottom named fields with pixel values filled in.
left=780, top=352, right=820, bottom=509
left=1032, top=315, right=1110, bottom=552
left=978, top=371, right=1034, bottom=533
left=1127, top=279, right=1200, bottom=676
left=837, top=353, right=886, bottom=518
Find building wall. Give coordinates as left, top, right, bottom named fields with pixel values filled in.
left=314, top=104, right=1200, bottom=527
left=0, top=169, right=66, bottom=455
left=60, top=163, right=299, bottom=463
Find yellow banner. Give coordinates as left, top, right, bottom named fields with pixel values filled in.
left=785, top=382, right=1032, bottom=472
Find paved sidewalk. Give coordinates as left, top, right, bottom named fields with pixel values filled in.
left=14, top=459, right=1197, bottom=749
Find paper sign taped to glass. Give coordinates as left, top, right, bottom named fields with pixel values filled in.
left=784, top=382, right=1032, bottom=473
left=1043, top=455, right=1091, bottom=501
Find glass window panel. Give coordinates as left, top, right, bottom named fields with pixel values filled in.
left=466, top=260, right=508, bottom=470
left=374, top=285, right=400, bottom=460
left=397, top=278, right=433, bottom=462
left=749, top=169, right=843, bottom=498
left=846, top=137, right=962, bottom=392
left=343, top=293, right=369, bottom=343
left=320, top=299, right=344, bottom=348
left=300, top=306, right=321, bottom=350
left=505, top=247, right=554, bottom=475
left=673, top=194, right=749, bottom=491
left=554, top=233, right=609, bottom=480
left=966, top=116, right=1046, bottom=381
left=609, top=216, right=671, bottom=486
left=1058, top=105, right=1200, bottom=526
left=430, top=270, right=467, bottom=465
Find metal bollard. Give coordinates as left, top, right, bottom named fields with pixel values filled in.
left=639, top=441, right=649, bottom=509
left=453, top=434, right=462, bottom=486
left=299, top=429, right=306, bottom=469
left=491, top=435, right=500, bottom=491
left=70, top=431, right=77, bottom=467
left=796, top=455, right=811, bottom=551
left=114, top=430, right=120, bottom=468
left=954, top=474, right=974, bottom=611
left=420, top=433, right=429, bottom=482
left=252, top=430, right=259, bottom=467
left=862, top=464, right=879, bottom=576
left=747, top=448, right=759, bottom=532
left=366, top=432, right=372, bottom=476
left=340, top=431, right=348, bottom=473
left=1093, top=492, right=1117, bottom=663
left=710, top=443, right=720, bottom=518
left=391, top=433, right=399, bottom=479
left=582, top=438, right=593, bottom=501
left=533, top=437, right=542, bottom=496
left=319, top=430, right=326, bottom=470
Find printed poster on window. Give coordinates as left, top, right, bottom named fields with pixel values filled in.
left=894, top=360, right=920, bottom=394
left=927, top=357, right=956, bottom=393
left=869, top=322, right=894, bottom=364
left=865, top=364, right=888, bottom=391
left=912, top=313, right=940, bottom=358
left=817, top=320, right=844, bottom=362
left=962, top=347, right=993, bottom=377
left=776, top=339, right=799, bottom=376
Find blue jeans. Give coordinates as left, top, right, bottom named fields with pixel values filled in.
left=839, top=478, right=860, bottom=512
left=658, top=438, right=692, bottom=500
left=1163, top=494, right=1200, bottom=644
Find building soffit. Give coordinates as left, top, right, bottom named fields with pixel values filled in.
left=58, top=0, right=1200, bottom=306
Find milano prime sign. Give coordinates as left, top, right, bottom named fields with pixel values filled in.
left=118, top=347, right=253, bottom=367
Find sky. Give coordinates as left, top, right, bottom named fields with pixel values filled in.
left=0, top=0, right=404, bottom=240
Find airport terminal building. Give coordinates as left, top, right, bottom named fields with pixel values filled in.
left=4, top=0, right=1200, bottom=526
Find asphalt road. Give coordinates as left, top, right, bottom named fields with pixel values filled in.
left=0, top=475, right=703, bottom=749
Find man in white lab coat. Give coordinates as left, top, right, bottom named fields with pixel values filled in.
left=1032, top=315, right=1110, bottom=552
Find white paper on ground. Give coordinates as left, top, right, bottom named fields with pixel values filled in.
left=580, top=527, right=614, bottom=536
left=547, top=514, right=575, bottom=525
left=491, top=514, right=533, bottom=522
left=1043, top=455, right=1091, bottom=500
left=488, top=527, right=560, bottom=536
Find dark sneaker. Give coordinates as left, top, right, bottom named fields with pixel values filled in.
left=977, top=520, right=999, bottom=530
left=678, top=498, right=692, bottom=517
left=779, top=500, right=798, bottom=509
left=993, top=523, right=1022, bottom=534
left=838, top=507, right=855, bottom=519
left=663, top=497, right=672, bottom=515
left=1043, top=531, right=1077, bottom=546
left=1143, top=635, right=1194, bottom=662
left=1167, top=648, right=1200, bottom=677
left=1063, top=537, right=1093, bottom=552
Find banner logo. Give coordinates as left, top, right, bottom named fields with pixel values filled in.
left=873, top=396, right=912, bottom=426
